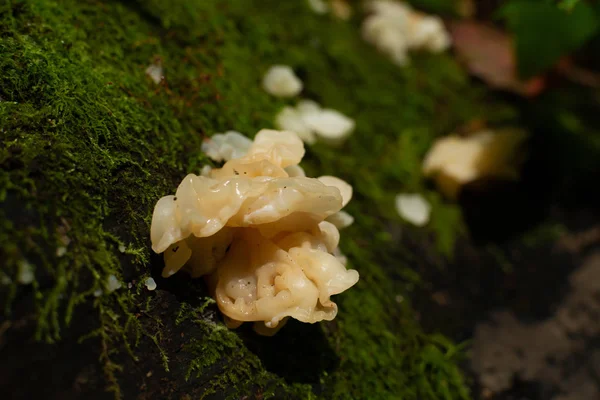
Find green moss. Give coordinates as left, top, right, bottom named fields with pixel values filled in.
left=0, top=0, right=497, bottom=398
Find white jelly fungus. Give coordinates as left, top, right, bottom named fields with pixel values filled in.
left=145, top=277, right=157, bottom=291
left=145, top=62, right=163, bottom=84
left=362, top=0, right=451, bottom=66
left=151, top=129, right=358, bottom=335
left=17, top=260, right=34, bottom=285
left=262, top=65, right=303, bottom=98
left=422, top=129, right=528, bottom=199
left=275, top=100, right=355, bottom=146
left=395, top=193, right=431, bottom=226
left=201, top=131, right=253, bottom=162
left=106, top=275, right=122, bottom=292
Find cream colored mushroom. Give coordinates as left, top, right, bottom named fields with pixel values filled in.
left=262, top=65, right=303, bottom=98
left=275, top=106, right=317, bottom=145
left=318, top=175, right=352, bottom=207
left=318, top=176, right=355, bottom=229
left=395, top=193, right=431, bottom=227
left=275, top=100, right=355, bottom=146
left=215, top=229, right=358, bottom=329
left=362, top=1, right=451, bottom=66
left=201, top=131, right=253, bottom=162
left=150, top=129, right=359, bottom=334
left=422, top=129, right=528, bottom=199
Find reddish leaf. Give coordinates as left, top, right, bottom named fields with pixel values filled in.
left=449, top=21, right=545, bottom=97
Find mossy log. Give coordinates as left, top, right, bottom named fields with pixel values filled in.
left=0, top=1, right=495, bottom=398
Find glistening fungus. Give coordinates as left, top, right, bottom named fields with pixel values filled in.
left=275, top=100, right=355, bottom=146
left=151, top=129, right=359, bottom=335
left=362, top=0, right=451, bottom=66
left=422, top=128, right=529, bottom=199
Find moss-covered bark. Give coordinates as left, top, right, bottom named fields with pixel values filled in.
left=0, top=0, right=513, bottom=398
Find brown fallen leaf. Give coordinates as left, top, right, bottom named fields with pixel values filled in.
left=449, top=20, right=546, bottom=97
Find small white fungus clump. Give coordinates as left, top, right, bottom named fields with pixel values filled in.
left=262, top=65, right=303, bottom=98
left=276, top=100, right=355, bottom=146
left=307, top=0, right=329, bottom=14
left=307, top=0, right=352, bottom=20
left=145, top=277, right=157, bottom=291
left=145, top=62, right=163, bottom=85
left=56, top=246, right=67, bottom=257
left=200, top=165, right=212, bottom=177
left=395, top=193, right=431, bottom=227
left=422, top=129, right=529, bottom=199
left=201, top=131, right=253, bottom=162
left=331, top=0, right=353, bottom=20
left=17, top=260, right=34, bottom=285
left=106, top=275, right=122, bottom=292
left=362, top=0, right=451, bottom=66
left=151, top=129, right=359, bottom=335
left=326, top=210, right=355, bottom=229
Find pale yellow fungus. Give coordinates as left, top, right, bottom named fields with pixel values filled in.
left=362, top=0, right=451, bottom=66
left=214, top=228, right=358, bottom=330
left=151, top=129, right=358, bottom=334
left=275, top=100, right=355, bottom=146
left=318, top=176, right=353, bottom=207
left=422, top=129, right=529, bottom=199
left=326, top=210, right=355, bottom=229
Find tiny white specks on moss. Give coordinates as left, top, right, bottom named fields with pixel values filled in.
left=145, top=277, right=157, bottom=291
left=395, top=193, right=431, bottom=227
left=17, top=260, right=34, bottom=285
left=56, top=246, right=67, bottom=257
left=262, top=65, right=303, bottom=98
left=145, top=63, right=163, bottom=84
left=106, top=275, right=122, bottom=292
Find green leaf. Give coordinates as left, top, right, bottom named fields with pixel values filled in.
left=557, top=0, right=581, bottom=11
left=498, top=0, right=600, bottom=78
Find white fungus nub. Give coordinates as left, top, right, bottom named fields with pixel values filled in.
left=262, top=65, right=303, bottom=98
left=422, top=129, right=528, bottom=199
left=106, top=275, right=122, bottom=292
left=145, top=63, right=163, bottom=84
left=201, top=131, right=253, bottom=162
left=326, top=210, right=355, bottom=229
left=307, top=0, right=329, bottom=14
left=145, top=277, right=157, bottom=291
left=151, top=129, right=359, bottom=335
left=56, top=246, right=67, bottom=257
left=275, top=100, right=355, bottom=146
left=362, top=0, right=451, bottom=66
left=17, top=260, right=34, bottom=285
left=395, top=193, right=431, bottom=227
